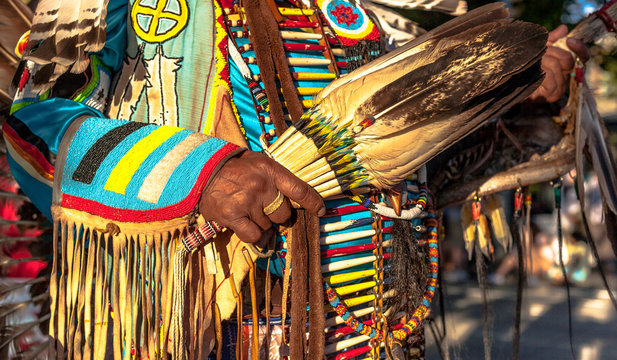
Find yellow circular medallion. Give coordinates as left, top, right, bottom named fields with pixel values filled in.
left=131, top=0, right=189, bottom=43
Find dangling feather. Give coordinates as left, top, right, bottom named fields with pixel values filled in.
left=550, top=0, right=617, bottom=216
left=483, top=194, right=512, bottom=252
left=25, top=0, right=109, bottom=89
left=477, top=212, right=493, bottom=260
left=267, top=3, right=546, bottom=199
left=367, top=0, right=467, bottom=16
left=574, top=82, right=617, bottom=215
left=461, top=202, right=475, bottom=260
left=461, top=201, right=493, bottom=260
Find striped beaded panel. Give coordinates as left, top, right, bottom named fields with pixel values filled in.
left=57, top=118, right=241, bottom=222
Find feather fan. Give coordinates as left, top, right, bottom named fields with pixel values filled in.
left=266, top=3, right=546, bottom=199
left=24, top=0, right=108, bottom=90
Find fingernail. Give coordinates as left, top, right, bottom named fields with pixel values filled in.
left=318, top=207, right=326, bottom=217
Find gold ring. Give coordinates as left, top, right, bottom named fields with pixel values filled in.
left=264, top=191, right=285, bottom=216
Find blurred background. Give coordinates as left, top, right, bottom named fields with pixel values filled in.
left=396, top=1, right=617, bottom=359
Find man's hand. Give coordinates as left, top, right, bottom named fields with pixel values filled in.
left=199, top=151, right=326, bottom=243
left=527, top=24, right=591, bottom=103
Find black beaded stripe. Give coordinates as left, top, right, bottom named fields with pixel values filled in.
left=72, top=122, right=149, bottom=184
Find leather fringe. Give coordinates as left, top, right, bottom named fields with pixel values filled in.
left=243, top=0, right=303, bottom=135
left=307, top=213, right=325, bottom=359
left=290, top=210, right=308, bottom=359
left=50, top=206, right=190, bottom=359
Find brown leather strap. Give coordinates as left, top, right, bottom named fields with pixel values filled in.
left=243, top=0, right=303, bottom=135
left=290, top=210, right=308, bottom=359
left=307, top=213, right=325, bottom=359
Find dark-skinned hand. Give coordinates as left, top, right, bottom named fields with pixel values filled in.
left=199, top=150, right=326, bottom=243
left=527, top=24, right=591, bottom=103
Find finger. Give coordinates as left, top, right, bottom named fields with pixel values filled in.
left=566, top=38, right=590, bottom=63
left=546, top=46, right=575, bottom=72
left=266, top=197, right=292, bottom=224
left=266, top=160, right=325, bottom=216
left=547, top=24, right=568, bottom=44
left=542, top=57, right=565, bottom=100
left=227, top=217, right=262, bottom=243
left=250, top=208, right=273, bottom=231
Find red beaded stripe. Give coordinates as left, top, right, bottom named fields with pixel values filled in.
left=324, top=204, right=368, bottom=217
left=279, top=20, right=319, bottom=28
left=284, top=43, right=327, bottom=51
left=327, top=319, right=374, bottom=340
left=322, top=243, right=375, bottom=257
left=333, top=345, right=371, bottom=360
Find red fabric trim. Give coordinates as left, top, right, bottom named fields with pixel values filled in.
left=3, top=124, right=54, bottom=175
left=61, top=143, right=240, bottom=222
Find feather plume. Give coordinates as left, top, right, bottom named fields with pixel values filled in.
left=267, top=3, right=546, bottom=197
left=25, top=0, right=109, bottom=89
left=477, top=213, right=493, bottom=260
left=367, top=0, right=467, bottom=16
left=483, top=194, right=512, bottom=252
left=461, top=202, right=475, bottom=260
left=461, top=202, right=492, bottom=260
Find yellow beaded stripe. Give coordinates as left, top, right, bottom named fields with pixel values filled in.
left=104, top=126, right=183, bottom=194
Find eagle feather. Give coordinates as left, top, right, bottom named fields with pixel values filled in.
left=25, top=0, right=108, bottom=89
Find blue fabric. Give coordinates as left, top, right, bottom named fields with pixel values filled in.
left=12, top=99, right=103, bottom=156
